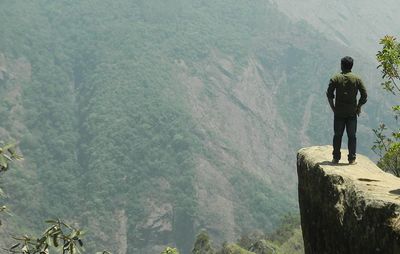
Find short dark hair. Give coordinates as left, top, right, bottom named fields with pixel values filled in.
left=341, top=56, right=353, bottom=71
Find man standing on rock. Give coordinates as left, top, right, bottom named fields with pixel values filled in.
left=326, top=56, right=367, bottom=165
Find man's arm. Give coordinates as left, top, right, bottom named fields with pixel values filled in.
left=357, top=79, right=367, bottom=106
left=356, top=79, right=367, bottom=116
left=326, top=78, right=336, bottom=113
left=328, top=97, right=335, bottom=112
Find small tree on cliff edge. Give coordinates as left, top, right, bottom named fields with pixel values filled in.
left=373, top=35, right=400, bottom=176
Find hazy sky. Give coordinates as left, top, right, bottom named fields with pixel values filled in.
left=272, top=0, right=400, bottom=58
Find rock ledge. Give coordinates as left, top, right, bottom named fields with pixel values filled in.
left=297, top=146, right=400, bottom=254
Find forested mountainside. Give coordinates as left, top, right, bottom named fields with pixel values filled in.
left=0, top=1, right=396, bottom=253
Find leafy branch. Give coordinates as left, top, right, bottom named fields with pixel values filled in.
left=377, top=35, right=400, bottom=95
left=0, top=142, right=23, bottom=173
left=7, top=219, right=84, bottom=254
left=0, top=142, right=23, bottom=226
left=374, top=35, right=400, bottom=175
left=372, top=123, right=393, bottom=157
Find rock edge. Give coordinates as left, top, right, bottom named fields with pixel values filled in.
left=297, top=145, right=400, bottom=254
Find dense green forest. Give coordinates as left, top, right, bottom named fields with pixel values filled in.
left=0, top=1, right=393, bottom=253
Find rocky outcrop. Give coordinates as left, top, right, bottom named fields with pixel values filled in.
left=297, top=146, right=400, bottom=254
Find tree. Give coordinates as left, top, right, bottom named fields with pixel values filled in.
left=161, top=247, right=180, bottom=254
left=192, top=231, right=215, bottom=254
left=373, top=35, right=400, bottom=176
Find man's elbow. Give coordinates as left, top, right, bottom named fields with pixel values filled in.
left=326, top=92, right=334, bottom=100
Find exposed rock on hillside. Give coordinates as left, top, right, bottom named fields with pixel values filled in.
left=297, top=146, right=400, bottom=254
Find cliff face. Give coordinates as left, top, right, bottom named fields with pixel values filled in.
left=297, top=146, right=400, bottom=254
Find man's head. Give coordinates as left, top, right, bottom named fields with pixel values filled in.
left=341, top=56, right=354, bottom=72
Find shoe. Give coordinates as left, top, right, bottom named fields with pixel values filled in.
left=332, top=159, right=339, bottom=164
left=348, top=160, right=357, bottom=165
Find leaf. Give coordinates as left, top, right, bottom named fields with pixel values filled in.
left=21, top=245, right=28, bottom=252
left=45, top=219, right=58, bottom=224
left=0, top=156, right=8, bottom=168
left=2, top=143, right=16, bottom=151
left=10, top=243, right=20, bottom=250
left=53, top=234, right=59, bottom=247
left=7, top=147, right=16, bottom=155
left=38, top=236, right=47, bottom=245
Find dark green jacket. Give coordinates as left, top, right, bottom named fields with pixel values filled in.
left=326, top=71, right=367, bottom=117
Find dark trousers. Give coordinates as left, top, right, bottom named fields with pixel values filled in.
left=333, top=115, right=357, bottom=161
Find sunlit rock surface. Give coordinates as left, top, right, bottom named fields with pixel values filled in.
left=297, top=146, right=400, bottom=254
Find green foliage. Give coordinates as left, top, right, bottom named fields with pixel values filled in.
left=193, top=222, right=303, bottom=254
left=236, top=214, right=303, bottom=254
left=237, top=232, right=266, bottom=251
left=188, top=215, right=303, bottom=254
left=161, top=247, right=180, bottom=254
left=8, top=219, right=85, bottom=254
left=7, top=219, right=112, bottom=254
left=276, top=229, right=304, bottom=254
left=0, top=142, right=23, bottom=173
left=268, top=214, right=301, bottom=245
left=217, top=243, right=254, bottom=254
left=0, top=1, right=201, bottom=251
left=377, top=143, right=400, bottom=177
left=192, top=231, right=215, bottom=254
left=248, top=240, right=278, bottom=254
left=377, top=36, right=400, bottom=94
left=372, top=123, right=396, bottom=158
left=0, top=142, right=23, bottom=226
left=374, top=35, right=400, bottom=175
left=0, top=145, right=111, bottom=254
left=230, top=171, right=296, bottom=231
